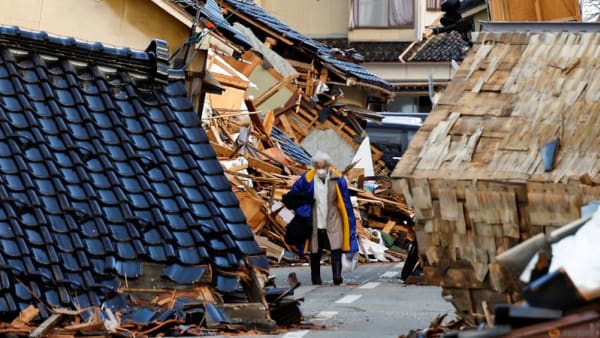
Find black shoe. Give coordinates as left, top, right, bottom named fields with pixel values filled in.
left=310, top=253, right=322, bottom=285
left=331, top=250, right=343, bottom=285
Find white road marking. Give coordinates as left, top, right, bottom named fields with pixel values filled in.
left=315, top=311, right=338, bottom=320
left=380, top=271, right=400, bottom=278
left=395, top=262, right=405, bottom=269
left=359, top=282, right=381, bottom=289
left=283, top=330, right=310, bottom=338
left=335, top=294, right=362, bottom=304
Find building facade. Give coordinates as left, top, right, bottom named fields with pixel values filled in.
left=0, top=0, right=189, bottom=51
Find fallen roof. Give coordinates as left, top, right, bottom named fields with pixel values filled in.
left=0, top=25, right=265, bottom=318
left=404, top=31, right=470, bottom=62
left=166, top=0, right=252, bottom=49
left=395, top=31, right=600, bottom=183
left=270, top=126, right=312, bottom=166
left=218, top=0, right=395, bottom=93
left=392, top=30, right=600, bottom=320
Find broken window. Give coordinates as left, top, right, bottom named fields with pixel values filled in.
left=350, top=0, right=415, bottom=28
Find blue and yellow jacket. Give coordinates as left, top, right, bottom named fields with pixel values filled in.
left=290, top=167, right=359, bottom=252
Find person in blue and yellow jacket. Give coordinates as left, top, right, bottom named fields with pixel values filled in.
left=290, top=151, right=358, bottom=285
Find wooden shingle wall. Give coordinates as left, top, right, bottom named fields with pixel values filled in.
left=393, top=32, right=600, bottom=320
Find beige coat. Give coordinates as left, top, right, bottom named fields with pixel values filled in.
left=310, top=172, right=343, bottom=253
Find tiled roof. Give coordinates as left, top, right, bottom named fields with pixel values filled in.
left=317, top=39, right=412, bottom=63
left=270, top=127, right=312, bottom=165
left=220, top=0, right=395, bottom=92
left=0, top=26, right=265, bottom=318
left=405, top=31, right=470, bottom=62
left=170, top=0, right=252, bottom=49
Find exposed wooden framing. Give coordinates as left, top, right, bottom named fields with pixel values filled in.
left=212, top=72, right=249, bottom=90
left=242, top=99, right=273, bottom=149
left=244, top=155, right=282, bottom=174
left=278, top=114, right=297, bottom=142
left=29, top=314, right=63, bottom=338
left=253, top=74, right=296, bottom=107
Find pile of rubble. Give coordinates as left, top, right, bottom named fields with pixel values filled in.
left=173, top=0, right=417, bottom=264
left=403, top=203, right=600, bottom=337
left=2, top=285, right=302, bottom=337
left=204, top=99, right=415, bottom=264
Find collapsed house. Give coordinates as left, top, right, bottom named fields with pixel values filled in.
left=151, top=0, right=415, bottom=262
left=210, top=0, right=396, bottom=173
left=0, top=26, right=275, bottom=336
left=393, top=26, right=600, bottom=322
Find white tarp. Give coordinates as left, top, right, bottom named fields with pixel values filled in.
left=581, top=0, right=600, bottom=22
left=521, top=205, right=600, bottom=293
left=358, top=229, right=388, bottom=262
left=351, top=136, right=374, bottom=177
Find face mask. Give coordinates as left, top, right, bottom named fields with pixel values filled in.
left=316, top=169, right=328, bottom=179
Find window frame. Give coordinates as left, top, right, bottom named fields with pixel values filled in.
left=426, top=0, right=443, bottom=11
left=352, top=0, right=416, bottom=29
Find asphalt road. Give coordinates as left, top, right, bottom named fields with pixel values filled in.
left=265, top=262, right=454, bottom=338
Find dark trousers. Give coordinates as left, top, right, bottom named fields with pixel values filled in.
left=310, top=229, right=343, bottom=285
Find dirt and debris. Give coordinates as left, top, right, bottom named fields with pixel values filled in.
left=206, top=99, right=416, bottom=266
left=0, top=284, right=306, bottom=337
left=399, top=314, right=467, bottom=338
left=402, top=203, right=600, bottom=337
left=198, top=38, right=415, bottom=267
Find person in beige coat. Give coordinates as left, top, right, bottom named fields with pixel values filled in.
left=290, top=152, right=358, bottom=285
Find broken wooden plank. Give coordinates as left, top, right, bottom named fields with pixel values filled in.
left=253, top=74, right=296, bottom=107
left=29, top=313, right=63, bottom=338
left=382, top=221, right=396, bottom=234
left=210, top=141, right=234, bottom=157
left=278, top=114, right=297, bottom=142
left=11, top=305, right=39, bottom=328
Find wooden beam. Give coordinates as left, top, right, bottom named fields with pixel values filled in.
left=244, top=155, right=282, bottom=174
left=253, top=74, right=296, bottom=107
left=278, top=115, right=297, bottom=142
left=245, top=99, right=274, bottom=148
left=11, top=305, right=39, bottom=328
left=30, top=313, right=63, bottom=338
left=287, top=59, right=313, bottom=71
left=211, top=72, right=248, bottom=90
left=382, top=221, right=397, bottom=234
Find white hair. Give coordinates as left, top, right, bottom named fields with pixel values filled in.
left=311, top=151, right=332, bottom=165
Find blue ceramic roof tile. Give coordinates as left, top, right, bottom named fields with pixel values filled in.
left=219, top=0, right=393, bottom=91
left=406, top=31, right=470, bottom=62
left=270, top=127, right=312, bottom=165
left=316, top=39, right=412, bottom=62
left=0, top=25, right=265, bottom=320
left=169, top=0, right=252, bottom=49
